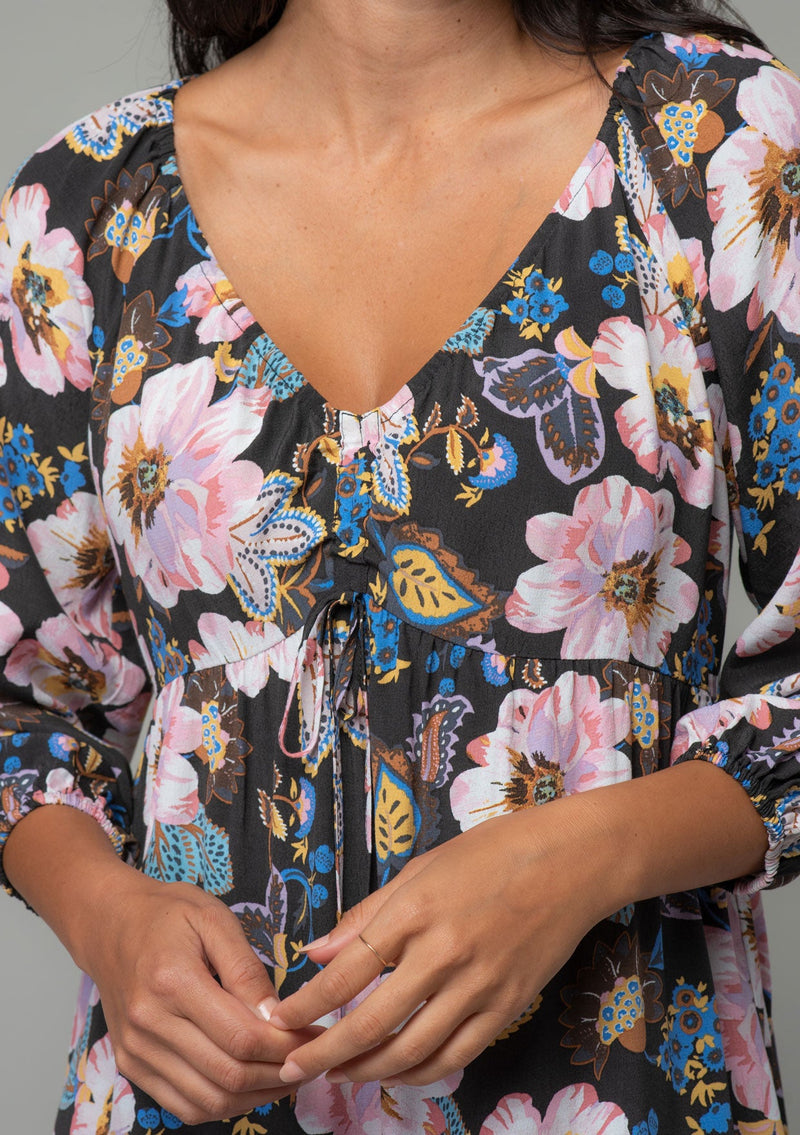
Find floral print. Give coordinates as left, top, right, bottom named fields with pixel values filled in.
left=0, top=32, right=799, bottom=1135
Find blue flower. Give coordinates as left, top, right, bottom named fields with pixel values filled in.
left=523, top=269, right=548, bottom=295
left=315, top=844, right=335, bottom=874
left=161, top=1109, right=184, bottom=1130
left=590, top=250, right=614, bottom=275
left=3, top=756, right=21, bottom=773
left=48, top=734, right=76, bottom=762
left=449, top=645, right=466, bottom=668
left=295, top=778, right=316, bottom=839
left=11, top=731, right=30, bottom=747
left=507, top=297, right=530, bottom=325
left=755, top=458, right=778, bottom=487
left=700, top=1101, right=731, bottom=1133
left=481, top=652, right=509, bottom=687
left=254, top=1103, right=274, bottom=1116
left=528, top=290, right=569, bottom=324
left=425, top=650, right=440, bottom=673
left=602, top=284, right=627, bottom=309
left=311, top=883, right=328, bottom=909
left=137, top=1109, right=161, bottom=1131
left=92, top=325, right=106, bottom=350
left=673, top=46, right=714, bottom=69
left=615, top=251, right=635, bottom=273
left=438, top=678, right=455, bottom=696
left=748, top=404, right=769, bottom=441
left=61, top=460, right=86, bottom=497
left=10, top=425, right=34, bottom=456
left=740, top=506, right=762, bottom=539
left=468, top=433, right=519, bottom=490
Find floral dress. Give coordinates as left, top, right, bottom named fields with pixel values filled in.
left=1, top=28, right=800, bottom=1135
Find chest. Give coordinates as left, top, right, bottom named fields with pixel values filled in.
left=172, top=94, right=617, bottom=414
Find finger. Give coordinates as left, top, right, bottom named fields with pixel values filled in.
left=324, top=994, right=489, bottom=1085
left=146, top=947, right=314, bottom=1063
left=137, top=1014, right=289, bottom=1093
left=379, top=1009, right=509, bottom=1088
left=269, top=924, right=402, bottom=1034
left=196, top=903, right=280, bottom=1021
left=275, top=964, right=435, bottom=1083
left=120, top=1044, right=302, bottom=1127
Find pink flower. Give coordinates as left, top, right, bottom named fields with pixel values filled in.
left=143, top=676, right=201, bottom=840
left=734, top=548, right=800, bottom=662
left=707, top=65, right=800, bottom=333
left=704, top=899, right=782, bottom=1118
left=0, top=601, right=23, bottom=655
left=0, top=183, right=93, bottom=394
left=176, top=257, right=256, bottom=343
left=662, top=33, right=773, bottom=63
left=189, top=611, right=295, bottom=697
left=69, top=1034, right=135, bottom=1135
left=27, top=492, right=120, bottom=646
left=4, top=613, right=145, bottom=712
left=593, top=316, right=715, bottom=507
left=506, top=475, right=699, bottom=666
left=555, top=140, right=616, bottom=221
left=103, top=358, right=267, bottom=608
left=295, top=978, right=462, bottom=1135
left=480, top=1085, right=630, bottom=1135
left=451, top=674, right=630, bottom=829
left=295, top=1071, right=462, bottom=1135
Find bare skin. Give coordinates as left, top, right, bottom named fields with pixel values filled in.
left=172, top=0, right=630, bottom=414
left=4, top=0, right=770, bottom=1123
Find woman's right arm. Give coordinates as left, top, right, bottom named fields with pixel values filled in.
left=0, top=153, right=309, bottom=1124
left=4, top=805, right=310, bottom=1124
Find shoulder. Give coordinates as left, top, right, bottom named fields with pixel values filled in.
left=1, top=82, right=183, bottom=259
left=611, top=32, right=800, bottom=210
left=0, top=83, right=182, bottom=399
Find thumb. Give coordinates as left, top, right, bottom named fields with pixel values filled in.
left=199, top=903, right=280, bottom=1021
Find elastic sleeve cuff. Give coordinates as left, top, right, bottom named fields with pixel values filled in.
left=673, top=734, right=800, bottom=896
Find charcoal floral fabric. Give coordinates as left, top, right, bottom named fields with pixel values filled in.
left=1, top=31, right=799, bottom=1135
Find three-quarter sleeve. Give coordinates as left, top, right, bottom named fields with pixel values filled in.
left=0, top=164, right=150, bottom=899
left=638, top=50, right=800, bottom=893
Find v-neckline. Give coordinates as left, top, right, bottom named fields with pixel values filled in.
left=162, top=50, right=634, bottom=420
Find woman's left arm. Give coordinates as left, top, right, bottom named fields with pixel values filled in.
left=263, top=758, right=766, bottom=1088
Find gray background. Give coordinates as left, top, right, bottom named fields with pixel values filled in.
left=0, top=1, right=797, bottom=1130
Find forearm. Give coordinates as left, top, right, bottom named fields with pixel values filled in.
left=556, top=759, right=769, bottom=923
left=3, top=804, right=141, bottom=972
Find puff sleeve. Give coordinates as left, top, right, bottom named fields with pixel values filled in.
left=0, top=158, right=151, bottom=898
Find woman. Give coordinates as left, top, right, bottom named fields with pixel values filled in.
left=1, top=0, right=799, bottom=1131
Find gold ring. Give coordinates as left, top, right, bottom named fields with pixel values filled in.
left=358, top=932, right=393, bottom=970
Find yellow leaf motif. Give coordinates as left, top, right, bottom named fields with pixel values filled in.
left=390, top=546, right=478, bottom=624
left=57, top=442, right=87, bottom=463
left=446, top=429, right=464, bottom=475
left=375, top=765, right=417, bottom=868
left=270, top=801, right=288, bottom=840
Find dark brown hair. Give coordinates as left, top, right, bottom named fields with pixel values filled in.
left=166, top=1, right=764, bottom=77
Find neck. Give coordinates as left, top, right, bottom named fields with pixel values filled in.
left=253, top=0, right=578, bottom=158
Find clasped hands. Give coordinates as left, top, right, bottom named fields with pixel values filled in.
left=89, top=800, right=615, bottom=1125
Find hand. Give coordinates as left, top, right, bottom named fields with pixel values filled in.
left=78, top=870, right=319, bottom=1125
left=267, top=799, right=617, bottom=1087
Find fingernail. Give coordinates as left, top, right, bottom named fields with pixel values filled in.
left=257, top=997, right=279, bottom=1022
left=279, top=1059, right=306, bottom=1083
left=326, top=1070, right=348, bottom=1083
left=267, top=1010, right=289, bottom=1030
left=299, top=933, right=331, bottom=952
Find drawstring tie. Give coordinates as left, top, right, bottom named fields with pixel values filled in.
left=279, top=595, right=372, bottom=914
